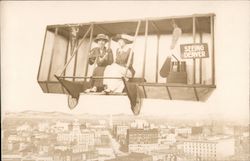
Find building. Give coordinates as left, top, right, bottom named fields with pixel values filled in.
left=183, top=136, right=235, bottom=161
left=192, top=126, right=203, bottom=135
left=127, top=129, right=158, bottom=144
left=56, top=120, right=95, bottom=150
left=16, top=123, right=32, bottom=132
left=52, top=121, right=69, bottom=133
left=57, top=129, right=95, bottom=146
left=127, top=129, right=158, bottom=153
left=114, top=125, right=129, bottom=137
left=105, top=152, right=153, bottom=161
left=130, top=120, right=150, bottom=129
left=93, top=129, right=110, bottom=147
left=38, top=122, right=50, bottom=132
left=97, top=147, right=115, bottom=160
left=113, top=125, right=129, bottom=144
left=175, top=127, right=192, bottom=136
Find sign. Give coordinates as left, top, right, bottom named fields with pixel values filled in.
left=180, top=43, right=209, bottom=59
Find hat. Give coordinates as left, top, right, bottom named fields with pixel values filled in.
left=94, top=34, right=109, bottom=43
left=113, top=34, right=133, bottom=44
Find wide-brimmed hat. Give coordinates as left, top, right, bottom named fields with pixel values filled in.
left=113, top=34, right=133, bottom=44
left=94, top=34, right=109, bottom=43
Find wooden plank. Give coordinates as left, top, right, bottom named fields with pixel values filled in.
left=84, top=24, right=94, bottom=78
left=37, top=28, right=48, bottom=81
left=137, top=82, right=216, bottom=88
left=63, top=38, right=70, bottom=79
left=83, top=92, right=127, bottom=96
left=57, top=76, right=122, bottom=79
left=47, top=14, right=214, bottom=36
left=199, top=32, right=203, bottom=84
left=73, top=39, right=79, bottom=82
left=142, top=86, right=147, bottom=98
left=211, top=15, right=215, bottom=85
left=47, top=13, right=215, bottom=29
left=193, top=87, right=199, bottom=101
left=125, top=20, right=141, bottom=76
left=166, top=86, right=172, bottom=100
left=155, top=35, right=160, bottom=83
left=192, top=17, right=196, bottom=84
left=46, top=82, right=49, bottom=93
left=142, top=20, right=148, bottom=78
left=61, top=39, right=69, bottom=93
left=47, top=28, right=58, bottom=88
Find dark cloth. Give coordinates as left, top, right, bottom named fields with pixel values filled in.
left=88, top=47, right=113, bottom=66
left=115, top=48, right=135, bottom=77
left=88, top=47, right=113, bottom=90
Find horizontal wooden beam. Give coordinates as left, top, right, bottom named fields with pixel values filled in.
left=138, top=83, right=216, bottom=88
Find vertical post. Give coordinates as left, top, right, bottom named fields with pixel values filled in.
left=155, top=35, right=160, bottom=83
left=47, top=28, right=58, bottom=93
left=125, top=20, right=141, bottom=76
left=37, top=29, right=48, bottom=81
left=63, top=38, right=70, bottom=79
left=47, top=28, right=58, bottom=82
left=61, top=37, right=70, bottom=94
left=37, top=29, right=49, bottom=92
left=199, top=32, right=203, bottom=84
left=73, top=39, right=79, bottom=82
left=142, top=20, right=148, bottom=79
left=192, top=17, right=196, bottom=84
left=84, top=24, right=94, bottom=78
left=211, top=16, right=215, bottom=85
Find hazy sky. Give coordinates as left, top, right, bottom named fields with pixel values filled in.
left=1, top=1, right=249, bottom=120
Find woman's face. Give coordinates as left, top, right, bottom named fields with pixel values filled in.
left=97, top=39, right=106, bottom=48
left=118, top=39, right=126, bottom=48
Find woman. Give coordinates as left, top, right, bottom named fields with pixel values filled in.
left=103, top=34, right=135, bottom=94
left=85, top=34, right=113, bottom=92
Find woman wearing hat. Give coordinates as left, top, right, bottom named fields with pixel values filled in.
left=85, top=34, right=114, bottom=92
left=103, top=34, right=135, bottom=94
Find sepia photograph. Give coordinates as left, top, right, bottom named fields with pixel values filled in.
left=1, top=1, right=249, bottom=161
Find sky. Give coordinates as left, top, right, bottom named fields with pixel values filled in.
left=1, top=1, right=249, bottom=120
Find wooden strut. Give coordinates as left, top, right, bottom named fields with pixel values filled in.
left=84, top=24, right=94, bottom=79
left=142, top=20, right=148, bottom=78
left=137, top=83, right=216, bottom=88
left=142, top=86, right=147, bottom=98
left=47, top=28, right=58, bottom=93
left=59, top=24, right=93, bottom=77
left=211, top=15, right=215, bottom=85
left=37, top=28, right=48, bottom=92
left=37, top=28, right=48, bottom=81
left=63, top=38, right=70, bottom=79
left=58, top=76, right=122, bottom=79
left=166, top=86, right=172, bottom=100
left=193, top=17, right=196, bottom=84
left=196, top=18, right=203, bottom=84
left=155, top=35, right=160, bottom=83
left=193, top=87, right=199, bottom=101
left=73, top=39, right=79, bottom=82
left=199, top=32, right=203, bottom=84
left=124, top=20, right=141, bottom=76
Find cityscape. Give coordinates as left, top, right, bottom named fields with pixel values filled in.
left=1, top=110, right=249, bottom=161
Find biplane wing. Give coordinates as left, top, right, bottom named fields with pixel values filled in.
left=37, top=13, right=216, bottom=115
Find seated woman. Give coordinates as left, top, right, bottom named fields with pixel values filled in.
left=85, top=34, right=113, bottom=92
left=103, top=34, right=135, bottom=94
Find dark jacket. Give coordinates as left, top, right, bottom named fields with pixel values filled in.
left=88, top=47, right=113, bottom=66
left=115, top=48, right=135, bottom=77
